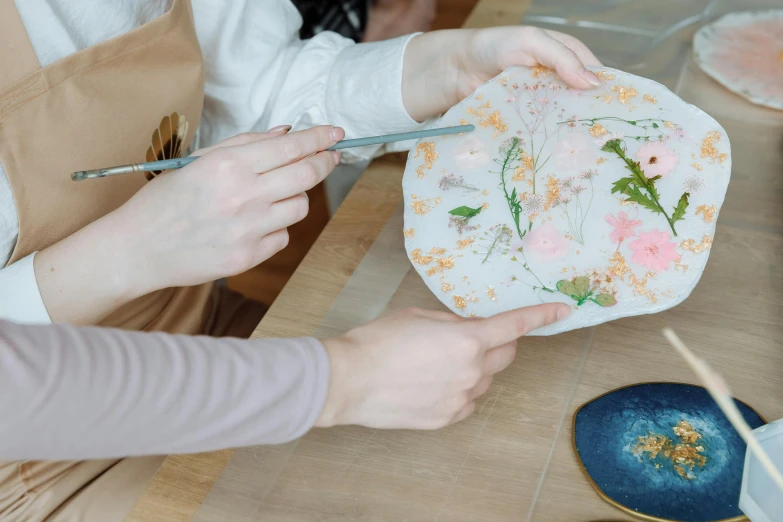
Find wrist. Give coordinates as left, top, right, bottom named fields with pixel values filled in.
left=402, top=30, right=472, bottom=122
left=315, top=336, right=362, bottom=427
left=34, top=209, right=147, bottom=324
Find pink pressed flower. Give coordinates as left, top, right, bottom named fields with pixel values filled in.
left=605, top=211, right=643, bottom=244
left=453, top=136, right=490, bottom=170
left=522, top=223, right=570, bottom=262
left=553, top=133, right=597, bottom=171
left=538, top=97, right=551, bottom=105
left=505, top=96, right=517, bottom=102
left=628, top=230, right=680, bottom=272
left=635, top=141, right=678, bottom=178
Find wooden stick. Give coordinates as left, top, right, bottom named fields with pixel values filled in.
left=662, top=328, right=783, bottom=492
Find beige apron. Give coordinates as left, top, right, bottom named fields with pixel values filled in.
left=0, top=0, right=265, bottom=519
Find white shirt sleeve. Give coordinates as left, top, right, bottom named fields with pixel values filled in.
left=0, top=253, right=52, bottom=324
left=192, top=0, right=425, bottom=163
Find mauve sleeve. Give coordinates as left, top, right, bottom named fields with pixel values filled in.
left=0, top=319, right=329, bottom=460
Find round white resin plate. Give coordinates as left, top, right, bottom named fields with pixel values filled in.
left=693, top=10, right=783, bottom=110
left=403, top=65, right=731, bottom=335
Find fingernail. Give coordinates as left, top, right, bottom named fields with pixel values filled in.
left=330, top=126, right=345, bottom=143
left=331, top=150, right=341, bottom=165
left=556, top=306, right=571, bottom=321
left=581, top=69, right=602, bottom=87
left=268, top=125, right=292, bottom=133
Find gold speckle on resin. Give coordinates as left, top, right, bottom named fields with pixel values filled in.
left=664, top=121, right=676, bottom=129
left=410, top=196, right=440, bottom=216
left=497, top=76, right=509, bottom=86
left=643, top=94, right=658, bottom=104
left=633, top=420, right=707, bottom=480
left=564, top=233, right=574, bottom=241
left=561, top=267, right=570, bottom=273
left=482, top=190, right=489, bottom=196
left=630, top=273, right=657, bottom=303
left=453, top=295, right=467, bottom=309
left=596, top=70, right=615, bottom=81
left=429, top=247, right=447, bottom=255
left=456, top=238, right=475, bottom=250
left=403, top=228, right=414, bottom=238
left=476, top=93, right=484, bottom=101
left=410, top=248, right=433, bottom=265
left=462, top=276, right=469, bottom=282
left=530, top=65, right=553, bottom=77
left=690, top=162, right=703, bottom=171
left=426, top=256, right=456, bottom=277
left=602, top=94, right=613, bottom=104
left=695, top=205, right=717, bottom=223
left=487, top=286, right=497, bottom=301
left=414, top=142, right=438, bottom=178
left=460, top=118, right=469, bottom=126
left=576, top=250, right=580, bottom=255
left=680, top=235, right=713, bottom=254
left=674, top=256, right=689, bottom=272
left=440, top=277, right=454, bottom=293
left=481, top=202, right=490, bottom=210
left=589, top=123, right=608, bottom=137
left=544, top=176, right=561, bottom=210
left=611, top=85, right=638, bottom=105
left=596, top=157, right=606, bottom=165
left=700, top=131, right=728, bottom=164
left=466, top=106, right=509, bottom=139
left=674, top=420, right=701, bottom=444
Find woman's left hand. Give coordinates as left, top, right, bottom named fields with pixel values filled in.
left=402, top=26, right=603, bottom=122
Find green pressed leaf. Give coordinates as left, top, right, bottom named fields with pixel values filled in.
left=556, top=280, right=578, bottom=299
left=573, top=276, right=590, bottom=298
left=652, top=122, right=659, bottom=129
left=611, top=177, right=634, bottom=195
left=448, top=205, right=482, bottom=218
left=672, top=192, right=690, bottom=223
left=593, top=294, right=617, bottom=307
left=625, top=186, right=661, bottom=214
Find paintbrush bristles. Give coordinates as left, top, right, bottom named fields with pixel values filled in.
left=662, top=328, right=783, bottom=493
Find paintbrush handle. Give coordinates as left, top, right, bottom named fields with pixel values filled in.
left=326, top=124, right=474, bottom=150
left=71, top=124, right=475, bottom=181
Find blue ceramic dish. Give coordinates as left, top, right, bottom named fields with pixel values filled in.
left=573, top=383, right=766, bottom=522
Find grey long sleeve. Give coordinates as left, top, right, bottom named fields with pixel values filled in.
left=0, top=319, right=329, bottom=460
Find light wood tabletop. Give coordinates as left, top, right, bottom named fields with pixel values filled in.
left=128, top=0, right=783, bottom=520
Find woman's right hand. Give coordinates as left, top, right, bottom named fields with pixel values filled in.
left=316, top=303, right=570, bottom=430
left=35, top=126, right=343, bottom=325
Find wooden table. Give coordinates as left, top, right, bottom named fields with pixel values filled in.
left=129, top=1, right=783, bottom=520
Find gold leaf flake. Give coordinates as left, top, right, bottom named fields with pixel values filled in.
left=700, top=131, right=728, bottom=164
left=695, top=205, right=717, bottom=223
left=596, top=71, right=615, bottom=81
left=680, top=235, right=713, bottom=254
left=456, top=238, right=474, bottom=250
left=440, top=277, right=454, bottom=293
left=589, top=123, right=608, bottom=137
left=643, top=94, right=658, bottom=104
left=403, top=228, right=414, bottom=237
left=414, top=142, right=438, bottom=178
left=487, top=286, right=496, bottom=301
left=453, top=295, right=467, bottom=309
left=690, top=163, right=703, bottom=171
left=611, top=85, right=638, bottom=105
left=530, top=65, right=553, bottom=77
left=596, top=157, right=606, bottom=165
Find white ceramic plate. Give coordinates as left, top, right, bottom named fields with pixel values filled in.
left=693, top=10, right=783, bottom=111
left=402, top=65, right=731, bottom=335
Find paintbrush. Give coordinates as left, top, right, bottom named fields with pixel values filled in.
left=662, top=328, right=783, bottom=493
left=71, top=124, right=475, bottom=181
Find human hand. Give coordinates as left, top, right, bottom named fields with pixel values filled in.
left=35, top=125, right=343, bottom=325
left=316, top=303, right=570, bottom=430
left=402, top=26, right=603, bottom=122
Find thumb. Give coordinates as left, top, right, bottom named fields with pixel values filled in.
left=467, top=303, right=571, bottom=349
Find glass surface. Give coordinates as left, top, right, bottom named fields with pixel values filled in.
left=194, top=1, right=783, bottom=520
